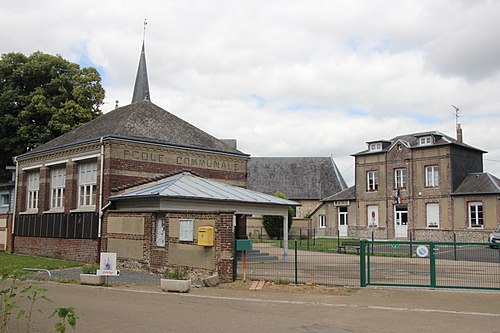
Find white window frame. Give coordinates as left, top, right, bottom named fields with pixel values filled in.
left=367, top=205, right=378, bottom=227
left=366, top=170, right=379, bottom=192
left=425, top=165, right=439, bottom=187
left=394, top=168, right=407, bottom=189
left=27, top=171, right=39, bottom=211
left=0, top=193, right=9, bottom=206
left=319, top=214, right=326, bottom=228
left=155, top=218, right=166, bottom=246
left=50, top=166, right=66, bottom=209
left=426, top=203, right=440, bottom=228
left=419, top=136, right=433, bottom=146
left=369, top=142, right=382, bottom=151
left=468, top=202, right=483, bottom=228
left=338, top=207, right=348, bottom=225
left=78, top=161, right=97, bottom=208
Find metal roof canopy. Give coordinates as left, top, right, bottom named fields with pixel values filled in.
left=109, top=172, right=300, bottom=216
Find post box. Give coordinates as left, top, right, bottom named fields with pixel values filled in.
left=198, top=226, right=214, bottom=246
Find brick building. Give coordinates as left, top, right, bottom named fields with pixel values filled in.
left=311, top=128, right=500, bottom=241
left=9, top=42, right=297, bottom=281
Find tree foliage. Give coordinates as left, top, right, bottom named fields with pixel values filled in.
left=262, top=192, right=294, bottom=239
left=0, top=51, right=105, bottom=180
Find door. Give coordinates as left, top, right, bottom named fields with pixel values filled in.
left=338, top=207, right=348, bottom=237
left=394, top=205, right=408, bottom=238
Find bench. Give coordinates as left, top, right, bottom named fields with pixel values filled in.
left=338, top=239, right=361, bottom=254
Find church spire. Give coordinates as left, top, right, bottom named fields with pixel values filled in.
left=132, top=20, right=151, bottom=103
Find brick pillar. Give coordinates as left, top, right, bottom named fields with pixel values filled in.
left=39, top=167, right=50, bottom=212
left=235, top=214, right=248, bottom=239
left=65, top=162, right=78, bottom=212
left=216, top=212, right=235, bottom=282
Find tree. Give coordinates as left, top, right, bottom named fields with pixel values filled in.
left=262, top=192, right=294, bottom=239
left=0, top=51, right=105, bottom=181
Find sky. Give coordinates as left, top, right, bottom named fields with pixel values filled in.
left=1, top=0, right=500, bottom=185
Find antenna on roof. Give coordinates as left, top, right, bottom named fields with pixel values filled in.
left=452, top=105, right=463, bottom=143
left=451, top=105, right=460, bottom=126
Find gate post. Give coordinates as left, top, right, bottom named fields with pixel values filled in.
left=430, top=243, right=436, bottom=288
left=360, top=239, right=367, bottom=287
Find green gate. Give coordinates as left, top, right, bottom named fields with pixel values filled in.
left=361, top=240, right=500, bottom=290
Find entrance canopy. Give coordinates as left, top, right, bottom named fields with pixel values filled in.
left=109, top=172, right=300, bottom=216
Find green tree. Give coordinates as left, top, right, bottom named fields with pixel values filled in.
left=0, top=51, right=105, bottom=180
left=262, top=192, right=294, bottom=239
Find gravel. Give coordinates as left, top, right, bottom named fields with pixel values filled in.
left=26, top=267, right=162, bottom=286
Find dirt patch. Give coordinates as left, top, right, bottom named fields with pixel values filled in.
left=216, top=280, right=356, bottom=296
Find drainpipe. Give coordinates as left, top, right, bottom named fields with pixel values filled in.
left=10, top=157, right=19, bottom=253
left=97, top=137, right=105, bottom=260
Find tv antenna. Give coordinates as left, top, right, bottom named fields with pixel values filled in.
left=451, top=105, right=460, bottom=126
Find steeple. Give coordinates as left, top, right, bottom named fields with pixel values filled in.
left=132, top=20, right=151, bottom=103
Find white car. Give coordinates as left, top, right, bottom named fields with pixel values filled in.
left=489, top=225, right=500, bottom=248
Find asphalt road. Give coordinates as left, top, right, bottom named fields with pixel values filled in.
left=11, top=281, right=500, bottom=333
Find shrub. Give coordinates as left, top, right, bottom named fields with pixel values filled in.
left=162, top=267, right=188, bottom=280
left=81, top=264, right=99, bottom=274
left=262, top=192, right=294, bottom=239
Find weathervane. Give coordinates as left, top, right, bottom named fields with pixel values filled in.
left=143, top=19, right=147, bottom=42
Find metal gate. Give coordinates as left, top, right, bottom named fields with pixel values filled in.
left=361, top=240, right=500, bottom=290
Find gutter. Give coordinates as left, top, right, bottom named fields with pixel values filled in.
left=11, top=157, right=19, bottom=253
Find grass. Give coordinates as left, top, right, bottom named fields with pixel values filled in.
left=0, top=251, right=82, bottom=275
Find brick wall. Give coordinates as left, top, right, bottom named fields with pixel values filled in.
left=14, top=237, right=99, bottom=263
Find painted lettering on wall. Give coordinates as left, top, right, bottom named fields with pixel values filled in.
left=175, top=156, right=239, bottom=172
left=122, top=149, right=240, bottom=172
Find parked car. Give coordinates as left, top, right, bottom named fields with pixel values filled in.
left=489, top=225, right=500, bottom=248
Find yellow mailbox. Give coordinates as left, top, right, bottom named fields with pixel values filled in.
left=197, top=226, right=214, bottom=246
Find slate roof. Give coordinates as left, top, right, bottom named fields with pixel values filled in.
left=110, top=172, right=300, bottom=206
left=19, top=100, right=247, bottom=158
left=453, top=172, right=500, bottom=195
left=246, top=157, right=347, bottom=200
left=353, top=131, right=485, bottom=156
left=321, top=185, right=355, bottom=202
left=132, top=42, right=151, bottom=103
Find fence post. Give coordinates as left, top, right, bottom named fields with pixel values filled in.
left=294, top=240, right=298, bottom=285
left=337, top=229, right=340, bottom=253
left=360, top=239, right=367, bottom=287
left=453, top=233, right=457, bottom=261
left=299, top=228, right=302, bottom=246
left=430, top=243, right=436, bottom=288
left=232, top=237, right=237, bottom=281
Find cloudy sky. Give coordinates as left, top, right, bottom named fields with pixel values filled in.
left=2, top=0, right=500, bottom=185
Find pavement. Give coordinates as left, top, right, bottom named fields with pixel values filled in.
left=12, top=268, right=500, bottom=333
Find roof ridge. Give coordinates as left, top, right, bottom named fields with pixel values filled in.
left=485, top=172, right=500, bottom=192
left=111, top=169, right=204, bottom=193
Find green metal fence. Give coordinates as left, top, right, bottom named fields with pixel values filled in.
left=361, top=240, right=500, bottom=290
left=235, top=237, right=500, bottom=290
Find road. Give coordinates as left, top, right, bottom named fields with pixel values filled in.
left=12, top=281, right=500, bottom=333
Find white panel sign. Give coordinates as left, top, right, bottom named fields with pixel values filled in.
left=179, top=219, right=194, bottom=241
left=97, top=252, right=119, bottom=276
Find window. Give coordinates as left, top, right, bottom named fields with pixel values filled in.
left=394, top=168, right=407, bottom=189
left=468, top=202, right=483, bottom=228
left=78, top=161, right=97, bottom=208
left=50, top=167, right=66, bottom=209
left=369, top=142, right=382, bottom=151
left=426, top=203, right=439, bottom=228
left=319, top=214, right=326, bottom=228
left=419, top=136, right=433, bottom=146
left=367, top=205, right=378, bottom=227
left=27, top=171, right=39, bottom=210
left=366, top=171, right=379, bottom=191
left=1, top=194, right=9, bottom=206
left=155, top=218, right=165, bottom=246
left=179, top=219, right=194, bottom=241
left=425, top=165, right=439, bottom=187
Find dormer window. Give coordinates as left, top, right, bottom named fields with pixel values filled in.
left=419, top=136, right=433, bottom=146
left=369, top=142, right=382, bottom=151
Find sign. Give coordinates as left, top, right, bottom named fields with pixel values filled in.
left=97, top=252, right=120, bottom=276
left=416, top=245, right=429, bottom=258
left=334, top=201, right=350, bottom=207
left=391, top=244, right=400, bottom=249
left=179, top=219, right=194, bottom=241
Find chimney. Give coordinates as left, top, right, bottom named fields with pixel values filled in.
left=456, top=123, right=463, bottom=144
